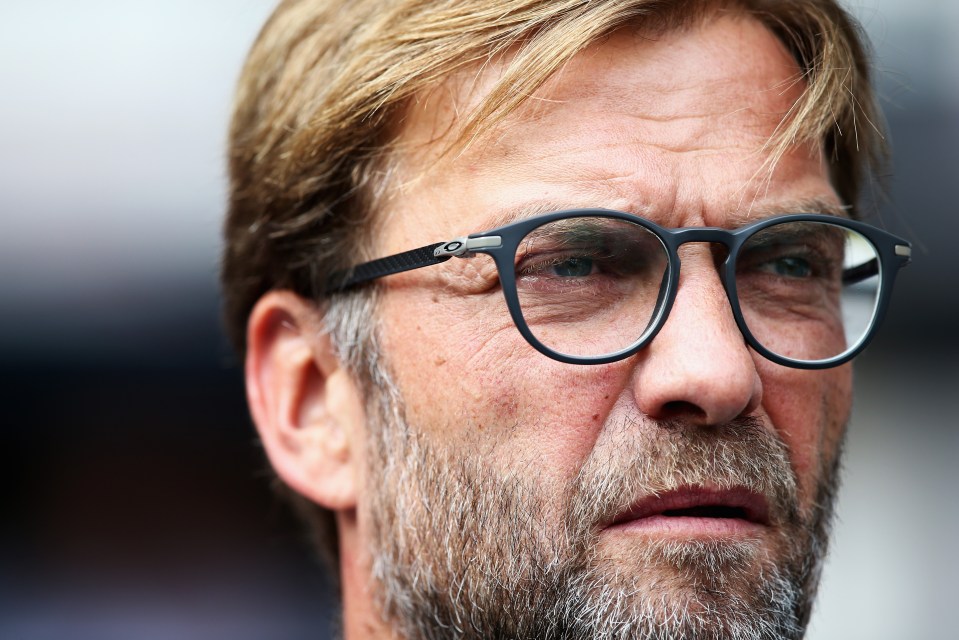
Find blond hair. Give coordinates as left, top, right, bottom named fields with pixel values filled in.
left=223, top=0, right=883, bottom=352
left=222, top=0, right=884, bottom=573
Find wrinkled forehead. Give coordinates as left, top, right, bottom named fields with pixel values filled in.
left=392, top=12, right=807, bottom=182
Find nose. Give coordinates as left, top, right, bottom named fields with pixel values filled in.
left=631, top=249, right=762, bottom=425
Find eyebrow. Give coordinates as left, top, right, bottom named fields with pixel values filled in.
left=477, top=196, right=849, bottom=233
left=480, top=200, right=583, bottom=230
left=726, top=197, right=851, bottom=227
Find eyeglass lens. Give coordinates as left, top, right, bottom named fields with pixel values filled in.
left=737, top=220, right=879, bottom=363
left=511, top=216, right=881, bottom=364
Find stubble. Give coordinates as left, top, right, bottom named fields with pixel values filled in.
left=362, top=372, right=841, bottom=640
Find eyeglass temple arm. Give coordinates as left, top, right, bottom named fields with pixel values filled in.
left=841, top=241, right=912, bottom=285
left=325, top=242, right=449, bottom=293
left=842, top=258, right=879, bottom=285
left=324, top=235, right=503, bottom=294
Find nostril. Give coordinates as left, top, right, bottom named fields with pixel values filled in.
left=659, top=400, right=708, bottom=422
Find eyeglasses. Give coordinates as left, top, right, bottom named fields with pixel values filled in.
left=327, top=209, right=912, bottom=368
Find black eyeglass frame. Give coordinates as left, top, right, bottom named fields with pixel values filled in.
left=326, top=209, right=912, bottom=369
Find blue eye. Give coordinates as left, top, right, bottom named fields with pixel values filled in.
left=764, top=257, right=813, bottom=278
left=551, top=257, right=594, bottom=277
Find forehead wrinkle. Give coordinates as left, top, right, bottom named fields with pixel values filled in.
left=410, top=21, right=805, bottom=178
left=499, top=30, right=805, bottom=144
left=466, top=68, right=810, bottom=201
left=471, top=102, right=799, bottom=193
left=499, top=130, right=772, bottom=169
left=528, top=79, right=795, bottom=132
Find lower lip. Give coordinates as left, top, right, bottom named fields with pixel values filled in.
left=606, top=514, right=766, bottom=538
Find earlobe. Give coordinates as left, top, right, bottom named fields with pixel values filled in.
left=245, top=290, right=363, bottom=511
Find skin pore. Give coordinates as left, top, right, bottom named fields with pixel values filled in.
left=248, top=11, right=853, bottom=640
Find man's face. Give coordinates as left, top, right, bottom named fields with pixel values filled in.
left=357, top=14, right=850, bottom=640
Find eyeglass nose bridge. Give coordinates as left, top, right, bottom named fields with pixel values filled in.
left=660, top=224, right=742, bottom=288
left=651, top=226, right=748, bottom=351
left=668, top=227, right=739, bottom=250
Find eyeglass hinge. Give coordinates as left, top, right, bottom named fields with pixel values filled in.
left=894, top=244, right=912, bottom=258
left=433, top=235, right=502, bottom=258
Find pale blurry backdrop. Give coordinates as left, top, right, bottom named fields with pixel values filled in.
left=1, top=1, right=956, bottom=639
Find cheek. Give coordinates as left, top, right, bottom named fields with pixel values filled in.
left=377, top=287, right=519, bottom=431
left=758, top=360, right=852, bottom=507
left=378, top=288, right=627, bottom=483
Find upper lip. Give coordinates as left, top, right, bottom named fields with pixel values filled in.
left=606, top=486, right=771, bottom=528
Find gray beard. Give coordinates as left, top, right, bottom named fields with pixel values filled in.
left=362, top=373, right=841, bottom=640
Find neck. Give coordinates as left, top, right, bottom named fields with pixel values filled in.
left=338, top=511, right=397, bottom=639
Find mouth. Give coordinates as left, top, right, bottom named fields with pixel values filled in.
left=604, top=486, right=771, bottom=538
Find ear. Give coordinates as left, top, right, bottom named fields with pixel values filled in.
left=245, top=290, right=364, bottom=511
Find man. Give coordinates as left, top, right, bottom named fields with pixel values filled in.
left=221, top=0, right=911, bottom=638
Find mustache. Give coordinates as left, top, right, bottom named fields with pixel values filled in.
left=567, top=416, right=800, bottom=537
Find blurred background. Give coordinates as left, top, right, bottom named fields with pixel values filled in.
left=0, top=1, right=955, bottom=638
